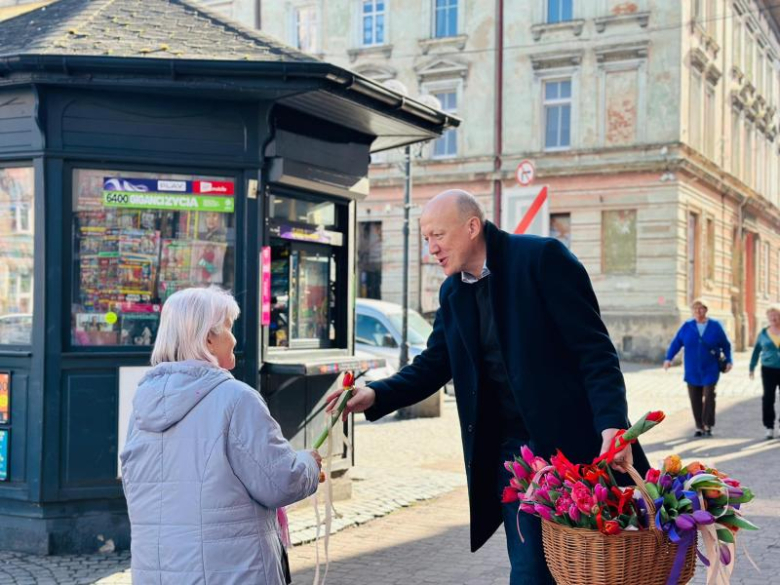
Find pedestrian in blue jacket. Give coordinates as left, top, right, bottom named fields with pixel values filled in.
left=748, top=304, right=780, bottom=440
left=664, top=298, right=733, bottom=437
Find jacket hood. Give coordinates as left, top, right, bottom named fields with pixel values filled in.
left=133, top=360, right=233, bottom=432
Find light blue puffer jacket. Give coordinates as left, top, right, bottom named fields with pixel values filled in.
left=120, top=360, right=319, bottom=585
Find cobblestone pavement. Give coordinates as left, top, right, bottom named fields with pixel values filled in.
left=1, top=351, right=778, bottom=584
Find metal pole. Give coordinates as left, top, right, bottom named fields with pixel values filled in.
left=400, top=145, right=411, bottom=368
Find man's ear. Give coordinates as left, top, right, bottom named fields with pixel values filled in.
left=468, top=217, right=481, bottom=238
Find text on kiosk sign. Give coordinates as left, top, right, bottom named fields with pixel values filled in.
left=102, top=177, right=235, bottom=213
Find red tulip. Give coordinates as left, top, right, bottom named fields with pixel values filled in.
left=602, top=520, right=621, bottom=535
left=343, top=371, right=355, bottom=388
left=645, top=468, right=661, bottom=484
left=646, top=411, right=666, bottom=423
left=501, top=486, right=519, bottom=504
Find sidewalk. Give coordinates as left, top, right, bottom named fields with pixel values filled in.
left=1, top=351, right=777, bottom=584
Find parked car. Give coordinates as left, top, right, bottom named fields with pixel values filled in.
left=355, top=298, right=453, bottom=403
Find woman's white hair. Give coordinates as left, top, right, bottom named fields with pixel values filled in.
left=151, top=286, right=240, bottom=367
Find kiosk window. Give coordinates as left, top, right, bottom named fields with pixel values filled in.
left=70, top=169, right=236, bottom=347
left=0, top=167, right=34, bottom=345
left=269, top=242, right=337, bottom=349
left=269, top=195, right=336, bottom=227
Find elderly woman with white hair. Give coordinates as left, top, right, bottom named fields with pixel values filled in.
left=120, top=287, right=321, bottom=585
left=749, top=303, right=780, bottom=439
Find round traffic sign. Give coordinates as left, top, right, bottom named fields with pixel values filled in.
left=516, top=160, right=535, bottom=186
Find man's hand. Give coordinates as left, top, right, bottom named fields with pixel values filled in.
left=663, top=360, right=672, bottom=371
left=600, top=428, right=633, bottom=474
left=749, top=370, right=755, bottom=380
left=725, top=363, right=733, bottom=373
left=324, top=383, right=377, bottom=422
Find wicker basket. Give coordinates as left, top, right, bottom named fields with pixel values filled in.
left=541, top=465, right=697, bottom=585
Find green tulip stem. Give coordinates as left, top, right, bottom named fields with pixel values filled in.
left=313, top=388, right=353, bottom=450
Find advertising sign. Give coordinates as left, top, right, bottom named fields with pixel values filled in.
left=261, top=246, right=272, bottom=327
left=102, top=177, right=235, bottom=213
left=0, top=429, right=8, bottom=481
left=0, top=373, right=9, bottom=425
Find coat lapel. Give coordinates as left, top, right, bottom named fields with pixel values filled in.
left=449, top=281, right=480, bottom=371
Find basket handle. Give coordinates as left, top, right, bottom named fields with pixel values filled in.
left=624, top=463, right=659, bottom=532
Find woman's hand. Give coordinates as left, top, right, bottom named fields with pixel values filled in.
left=749, top=370, right=755, bottom=380
left=310, top=450, right=326, bottom=484
left=663, top=360, right=672, bottom=371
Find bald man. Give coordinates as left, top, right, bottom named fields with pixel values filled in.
left=327, top=190, right=648, bottom=584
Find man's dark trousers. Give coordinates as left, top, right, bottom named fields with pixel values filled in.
left=498, top=438, right=555, bottom=585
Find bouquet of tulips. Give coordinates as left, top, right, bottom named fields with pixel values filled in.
left=639, top=455, right=757, bottom=584
left=502, top=411, right=758, bottom=584
left=502, top=411, right=666, bottom=535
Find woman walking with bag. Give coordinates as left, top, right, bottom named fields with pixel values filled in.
left=664, top=298, right=733, bottom=437
left=749, top=304, right=780, bottom=439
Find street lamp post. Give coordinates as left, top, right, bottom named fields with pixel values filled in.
left=399, top=144, right=412, bottom=368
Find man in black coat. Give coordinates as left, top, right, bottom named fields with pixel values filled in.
left=327, top=190, right=648, bottom=584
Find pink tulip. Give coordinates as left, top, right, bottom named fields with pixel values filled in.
left=534, top=503, right=553, bottom=521
left=594, top=484, right=608, bottom=503
left=513, top=461, right=529, bottom=481
left=520, top=503, right=535, bottom=514
left=569, top=504, right=582, bottom=523
left=530, top=457, right=548, bottom=473
left=521, top=445, right=535, bottom=467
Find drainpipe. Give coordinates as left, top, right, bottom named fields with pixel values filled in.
left=493, top=0, right=504, bottom=226
left=255, top=0, right=262, bottom=29
left=736, top=195, right=749, bottom=350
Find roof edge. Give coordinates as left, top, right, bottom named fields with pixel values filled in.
left=0, top=53, right=460, bottom=131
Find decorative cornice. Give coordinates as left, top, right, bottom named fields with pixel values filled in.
left=731, top=89, right=746, bottom=111
left=417, top=34, right=468, bottom=55
left=531, top=50, right=584, bottom=70
left=594, top=11, right=650, bottom=33
left=347, top=44, right=393, bottom=63
left=530, top=19, right=585, bottom=42
left=415, top=57, right=469, bottom=83
left=690, top=47, right=709, bottom=72
left=705, top=63, right=722, bottom=85
left=595, top=41, right=650, bottom=63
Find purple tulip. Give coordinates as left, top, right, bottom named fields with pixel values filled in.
left=692, top=510, right=715, bottom=525
left=660, top=474, right=673, bottom=491
left=727, top=487, right=743, bottom=498
left=719, top=544, right=732, bottom=565
left=569, top=504, right=581, bottom=523
left=675, top=514, right=696, bottom=531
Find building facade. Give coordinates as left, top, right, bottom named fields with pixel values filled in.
left=6, top=0, right=779, bottom=360
left=255, top=0, right=780, bottom=360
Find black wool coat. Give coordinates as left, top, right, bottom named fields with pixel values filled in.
left=365, top=221, right=649, bottom=552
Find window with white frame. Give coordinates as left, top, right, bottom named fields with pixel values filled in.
left=361, top=0, right=386, bottom=46
left=431, top=89, right=458, bottom=157
left=293, top=5, right=319, bottom=53
left=732, top=17, right=742, bottom=71
left=757, top=51, right=765, bottom=96
left=547, top=0, right=573, bottom=24
left=434, top=0, right=458, bottom=38
left=689, top=71, right=702, bottom=150
left=731, top=110, right=741, bottom=178
left=704, top=84, right=716, bottom=160
left=744, top=123, right=752, bottom=185
left=763, top=241, right=770, bottom=297
left=544, top=79, right=572, bottom=150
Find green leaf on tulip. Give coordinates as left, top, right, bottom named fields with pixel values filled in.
left=717, top=528, right=735, bottom=543
left=719, top=515, right=760, bottom=531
